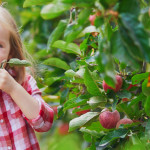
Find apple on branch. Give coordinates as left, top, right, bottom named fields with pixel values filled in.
left=116, top=118, right=133, bottom=129
left=122, top=84, right=138, bottom=102
left=99, top=110, right=120, bottom=129
left=89, top=11, right=101, bottom=25
left=102, top=75, right=123, bottom=92
left=74, top=106, right=90, bottom=116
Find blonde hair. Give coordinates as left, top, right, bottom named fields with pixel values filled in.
left=0, top=4, right=35, bottom=85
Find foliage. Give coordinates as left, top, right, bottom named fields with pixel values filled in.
left=4, top=0, right=150, bottom=149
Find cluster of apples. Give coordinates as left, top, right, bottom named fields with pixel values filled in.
left=99, top=109, right=133, bottom=129
left=100, top=75, right=133, bottom=129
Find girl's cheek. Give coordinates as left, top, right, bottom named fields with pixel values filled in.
left=0, top=56, right=7, bottom=63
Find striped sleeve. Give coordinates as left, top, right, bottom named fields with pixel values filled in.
left=22, top=74, right=54, bottom=132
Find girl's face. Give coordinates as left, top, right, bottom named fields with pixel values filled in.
left=0, top=24, right=10, bottom=65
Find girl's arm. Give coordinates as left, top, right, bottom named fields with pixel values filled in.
left=0, top=69, right=54, bottom=132
left=10, top=82, right=41, bottom=120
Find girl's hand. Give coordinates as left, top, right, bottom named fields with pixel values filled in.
left=0, top=69, right=19, bottom=95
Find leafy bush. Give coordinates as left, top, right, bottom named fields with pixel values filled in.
left=10, top=0, right=150, bottom=149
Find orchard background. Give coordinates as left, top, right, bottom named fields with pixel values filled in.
left=2, top=0, right=150, bottom=149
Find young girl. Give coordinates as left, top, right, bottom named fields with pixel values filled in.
left=0, top=5, right=54, bottom=150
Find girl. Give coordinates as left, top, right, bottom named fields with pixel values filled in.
left=0, top=5, right=54, bottom=150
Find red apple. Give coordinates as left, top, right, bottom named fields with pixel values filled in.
left=74, top=106, right=90, bottom=116
left=122, top=98, right=129, bottom=102
left=89, top=15, right=96, bottom=25
left=122, top=84, right=137, bottom=102
left=76, top=109, right=90, bottom=116
left=58, top=123, right=69, bottom=135
left=127, top=84, right=137, bottom=91
left=102, top=75, right=123, bottom=92
left=116, top=118, right=133, bottom=129
left=99, top=110, right=120, bottom=129
left=89, top=11, right=101, bottom=25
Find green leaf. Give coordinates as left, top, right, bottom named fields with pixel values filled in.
left=78, top=26, right=98, bottom=38
left=47, top=20, right=68, bottom=51
left=65, top=68, right=85, bottom=83
left=62, top=0, right=96, bottom=7
left=60, top=88, right=69, bottom=105
left=141, top=11, right=150, bottom=30
left=57, top=105, right=64, bottom=118
left=119, top=0, right=140, bottom=16
left=99, top=0, right=118, bottom=9
left=94, top=17, right=104, bottom=28
left=117, top=103, right=135, bottom=119
left=83, top=133, right=92, bottom=142
left=52, top=40, right=81, bottom=55
left=72, top=105, right=91, bottom=113
left=65, top=69, right=76, bottom=78
left=103, top=72, right=116, bottom=89
left=117, top=90, right=132, bottom=99
left=64, top=24, right=83, bottom=43
left=128, top=93, right=146, bottom=107
left=23, top=0, right=51, bottom=7
left=43, top=57, right=70, bottom=70
left=96, top=36, right=116, bottom=88
left=132, top=72, right=149, bottom=85
left=78, top=8, right=92, bottom=25
left=75, top=67, right=85, bottom=78
left=84, top=67, right=102, bottom=96
left=144, top=96, right=150, bottom=116
left=142, top=79, right=150, bottom=97
left=63, top=95, right=90, bottom=111
left=119, top=13, right=150, bottom=62
left=99, top=129, right=128, bottom=146
left=120, top=62, right=127, bottom=70
left=7, top=58, right=31, bottom=67
left=86, top=139, right=96, bottom=150
left=87, top=96, right=106, bottom=108
left=80, top=127, right=103, bottom=138
left=145, top=119, right=150, bottom=137
left=86, top=121, right=108, bottom=132
left=69, top=112, right=99, bottom=132
left=44, top=77, right=61, bottom=86
left=111, top=31, right=141, bottom=70
left=41, top=2, right=71, bottom=20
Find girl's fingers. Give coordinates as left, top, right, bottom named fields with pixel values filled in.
left=0, top=68, right=6, bottom=72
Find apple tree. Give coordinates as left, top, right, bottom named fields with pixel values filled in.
left=23, top=0, right=150, bottom=149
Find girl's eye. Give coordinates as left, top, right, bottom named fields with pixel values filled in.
left=0, top=44, right=3, bottom=48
